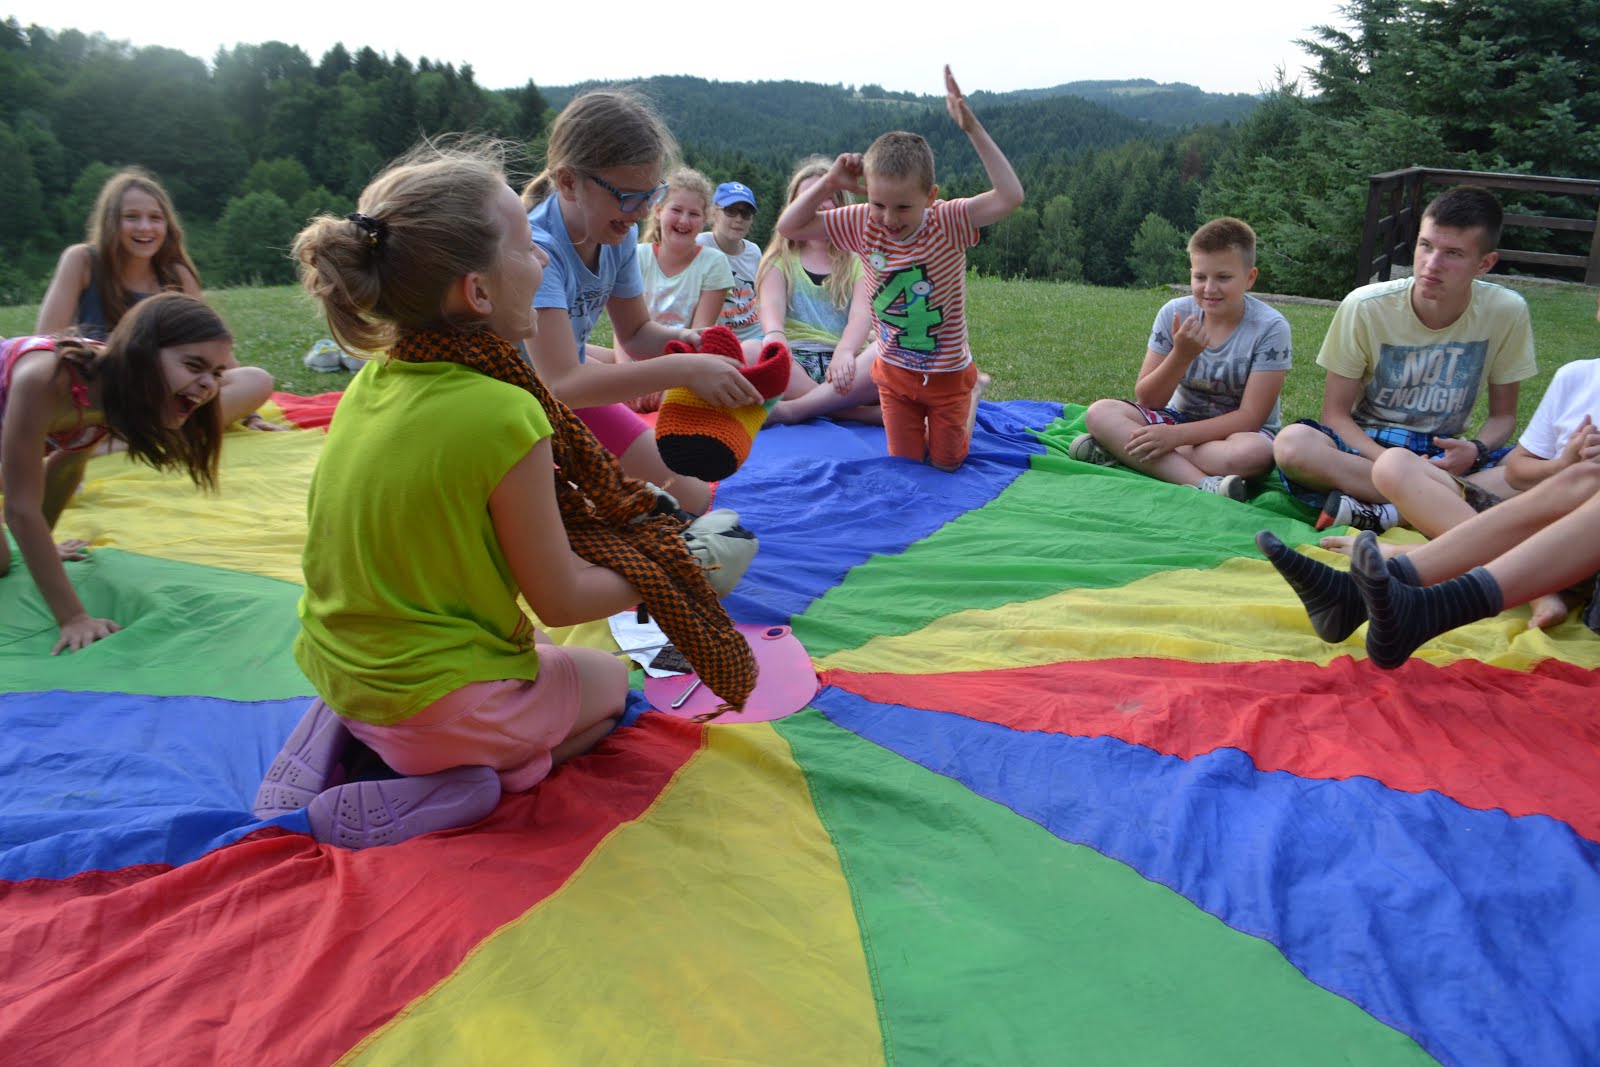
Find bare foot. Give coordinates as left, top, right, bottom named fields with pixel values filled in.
left=1319, top=534, right=1410, bottom=559
left=1528, top=593, right=1569, bottom=630
left=976, top=371, right=992, bottom=398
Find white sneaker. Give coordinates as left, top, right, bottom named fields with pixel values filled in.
left=339, top=353, right=366, bottom=372
left=1316, top=492, right=1400, bottom=532
left=303, top=339, right=344, bottom=372
left=681, top=509, right=758, bottom=596
left=1193, top=474, right=1248, bottom=501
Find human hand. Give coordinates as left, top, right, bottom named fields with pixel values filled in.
left=1429, top=436, right=1477, bottom=476
left=683, top=354, right=763, bottom=408
left=1559, top=414, right=1600, bottom=465
left=1171, top=311, right=1207, bottom=361
left=678, top=328, right=703, bottom=350
left=56, top=538, right=90, bottom=561
left=1125, top=422, right=1184, bottom=462
left=53, top=613, right=121, bottom=655
left=242, top=412, right=286, bottom=432
left=827, top=153, right=867, bottom=196
left=944, top=65, right=976, bottom=133
left=827, top=352, right=856, bottom=393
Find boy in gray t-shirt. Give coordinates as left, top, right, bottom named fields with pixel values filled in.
left=1070, top=217, right=1292, bottom=501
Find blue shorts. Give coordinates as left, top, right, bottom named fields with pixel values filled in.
left=1277, top=419, right=1511, bottom=507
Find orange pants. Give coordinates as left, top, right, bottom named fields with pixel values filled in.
left=871, top=359, right=980, bottom=469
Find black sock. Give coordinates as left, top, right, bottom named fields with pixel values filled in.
left=1257, top=530, right=1366, bottom=642
left=1387, top=553, right=1422, bottom=586
left=1350, top=532, right=1504, bottom=669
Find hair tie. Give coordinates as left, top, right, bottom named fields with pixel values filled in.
left=347, top=212, right=387, bottom=249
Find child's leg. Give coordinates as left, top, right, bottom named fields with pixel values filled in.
left=767, top=369, right=880, bottom=424
left=872, top=360, right=931, bottom=461
left=1084, top=399, right=1209, bottom=484
left=579, top=402, right=712, bottom=514
left=1403, top=461, right=1600, bottom=585
left=1272, top=423, right=1384, bottom=500
left=1187, top=432, right=1275, bottom=479
left=551, top=645, right=629, bottom=766
left=1368, top=448, right=1477, bottom=538
left=926, top=364, right=981, bottom=471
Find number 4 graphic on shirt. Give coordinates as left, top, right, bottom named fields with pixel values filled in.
left=872, top=266, right=943, bottom=354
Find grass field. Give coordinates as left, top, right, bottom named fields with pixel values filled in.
left=2, top=276, right=1593, bottom=428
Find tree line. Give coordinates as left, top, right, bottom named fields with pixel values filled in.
left=2, top=1, right=1595, bottom=305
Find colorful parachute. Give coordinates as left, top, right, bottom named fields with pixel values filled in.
left=2, top=396, right=1596, bottom=1065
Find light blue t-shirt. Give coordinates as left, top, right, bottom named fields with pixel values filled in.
left=528, top=195, right=644, bottom=363
left=1147, top=293, right=1294, bottom=432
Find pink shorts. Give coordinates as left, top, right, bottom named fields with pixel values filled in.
left=344, top=644, right=582, bottom=793
left=575, top=402, right=651, bottom=457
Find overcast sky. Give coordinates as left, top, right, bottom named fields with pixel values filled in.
left=3, top=2, right=1350, bottom=96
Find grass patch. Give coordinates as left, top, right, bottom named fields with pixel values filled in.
left=2, top=276, right=1592, bottom=427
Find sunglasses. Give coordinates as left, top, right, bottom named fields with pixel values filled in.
left=588, top=174, right=669, bottom=213
left=719, top=203, right=756, bottom=219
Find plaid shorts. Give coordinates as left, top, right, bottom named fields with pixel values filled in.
left=1277, top=419, right=1512, bottom=507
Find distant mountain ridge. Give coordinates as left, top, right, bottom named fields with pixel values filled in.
left=542, top=75, right=1256, bottom=174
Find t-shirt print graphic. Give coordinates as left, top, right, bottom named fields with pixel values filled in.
left=1357, top=340, right=1488, bottom=437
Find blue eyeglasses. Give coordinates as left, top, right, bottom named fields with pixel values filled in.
left=588, top=174, right=669, bottom=213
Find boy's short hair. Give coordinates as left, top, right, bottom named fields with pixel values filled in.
left=1188, top=217, right=1257, bottom=269
left=1422, top=185, right=1503, bottom=252
left=863, top=131, right=936, bottom=191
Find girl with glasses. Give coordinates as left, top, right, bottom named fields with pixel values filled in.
left=522, top=91, right=762, bottom=515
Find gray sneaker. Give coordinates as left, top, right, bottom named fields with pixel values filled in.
left=1316, top=491, right=1400, bottom=532
left=1193, top=474, right=1248, bottom=501
left=1068, top=432, right=1117, bottom=466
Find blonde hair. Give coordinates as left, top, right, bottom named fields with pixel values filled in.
left=293, top=139, right=513, bottom=354
left=756, top=156, right=856, bottom=309
left=640, top=166, right=713, bottom=245
left=521, top=89, right=678, bottom=207
left=863, top=131, right=935, bottom=191
left=85, top=167, right=201, bottom=329
left=1188, top=217, right=1257, bottom=269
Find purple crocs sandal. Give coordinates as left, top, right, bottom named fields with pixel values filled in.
left=253, top=699, right=353, bottom=818
left=306, top=765, right=502, bottom=849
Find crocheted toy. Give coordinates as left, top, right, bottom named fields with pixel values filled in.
left=655, top=326, right=791, bottom=481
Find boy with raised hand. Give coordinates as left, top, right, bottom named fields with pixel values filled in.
left=776, top=65, right=1024, bottom=471
left=1271, top=185, right=1537, bottom=532
left=1069, top=217, right=1291, bottom=500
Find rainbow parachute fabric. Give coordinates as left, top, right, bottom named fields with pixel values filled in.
left=2, top=395, right=1597, bottom=1065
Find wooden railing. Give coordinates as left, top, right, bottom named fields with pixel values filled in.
left=1356, top=167, right=1600, bottom=288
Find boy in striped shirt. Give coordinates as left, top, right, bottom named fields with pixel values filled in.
left=777, top=66, right=1024, bottom=470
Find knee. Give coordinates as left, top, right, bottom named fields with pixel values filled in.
left=1083, top=398, right=1129, bottom=438
left=224, top=365, right=275, bottom=409
left=1370, top=447, right=1423, bottom=497
left=1271, top=424, right=1325, bottom=472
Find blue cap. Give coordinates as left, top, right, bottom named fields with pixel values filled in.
left=714, top=182, right=757, bottom=210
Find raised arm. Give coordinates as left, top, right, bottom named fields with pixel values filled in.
left=944, top=66, right=1023, bottom=228
left=778, top=154, right=864, bottom=243
left=35, top=245, right=94, bottom=334
left=1133, top=310, right=1207, bottom=409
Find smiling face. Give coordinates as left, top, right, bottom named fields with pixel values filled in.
left=655, top=189, right=708, bottom=249
left=158, top=337, right=234, bottom=428
left=480, top=183, right=548, bottom=343
left=864, top=170, right=935, bottom=243
left=561, top=162, right=663, bottom=248
left=1412, top=218, right=1495, bottom=304
left=117, top=187, right=169, bottom=263
left=1188, top=247, right=1256, bottom=319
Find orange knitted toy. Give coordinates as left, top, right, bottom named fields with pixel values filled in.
left=656, top=325, right=791, bottom=481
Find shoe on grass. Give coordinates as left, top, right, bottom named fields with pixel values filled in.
left=1193, top=474, right=1248, bottom=501
left=1316, top=491, right=1399, bottom=533
left=1068, top=432, right=1117, bottom=466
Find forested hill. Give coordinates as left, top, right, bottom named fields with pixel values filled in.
left=983, top=79, right=1260, bottom=127
left=544, top=76, right=1158, bottom=172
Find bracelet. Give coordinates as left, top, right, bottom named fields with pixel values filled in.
left=766, top=329, right=787, bottom=336
left=242, top=411, right=267, bottom=428
left=1469, top=438, right=1490, bottom=467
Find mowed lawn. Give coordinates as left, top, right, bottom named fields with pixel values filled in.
left=2, top=275, right=1593, bottom=429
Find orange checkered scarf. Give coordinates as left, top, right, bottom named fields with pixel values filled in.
left=388, top=328, right=755, bottom=713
